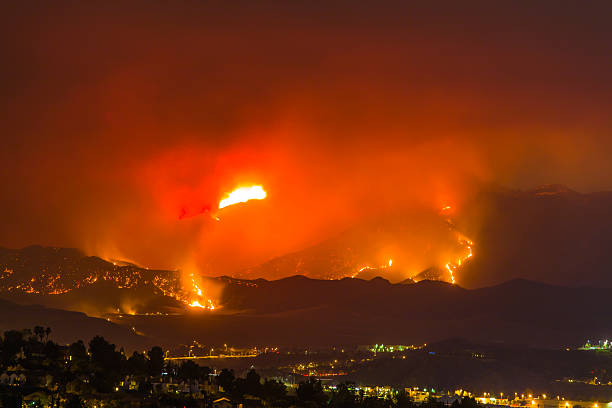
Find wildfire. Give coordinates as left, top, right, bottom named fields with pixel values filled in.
left=189, top=299, right=215, bottom=309
left=445, top=263, right=456, bottom=284
left=444, top=242, right=473, bottom=285
left=187, top=273, right=216, bottom=310
left=219, top=185, right=267, bottom=209
left=438, top=205, right=474, bottom=285
left=354, top=259, right=393, bottom=278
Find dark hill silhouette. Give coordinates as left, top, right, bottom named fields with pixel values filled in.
left=457, top=185, right=612, bottom=288
left=111, top=276, right=612, bottom=348
left=0, top=257, right=609, bottom=348
left=0, top=298, right=150, bottom=350
left=411, top=266, right=451, bottom=282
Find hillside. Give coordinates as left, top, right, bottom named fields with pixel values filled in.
left=116, top=277, right=612, bottom=348
left=457, top=185, right=612, bottom=288
left=0, top=298, right=150, bottom=350
left=239, top=185, right=612, bottom=288
left=0, top=246, right=188, bottom=315
left=238, top=208, right=465, bottom=282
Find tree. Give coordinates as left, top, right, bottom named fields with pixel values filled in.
left=297, top=377, right=327, bottom=406
left=262, top=379, right=287, bottom=404
left=67, top=340, right=89, bottom=379
left=64, top=394, right=84, bottom=408
left=232, top=377, right=247, bottom=399
left=34, top=326, right=45, bottom=342
left=217, top=368, right=235, bottom=392
left=68, top=340, right=88, bottom=362
left=88, top=336, right=124, bottom=392
left=199, top=365, right=212, bottom=379
left=128, top=351, right=149, bottom=378
left=394, top=390, right=414, bottom=408
left=363, top=396, right=392, bottom=408
left=329, top=382, right=356, bottom=408
left=178, top=360, right=200, bottom=382
left=245, top=368, right=262, bottom=396
left=43, top=340, right=62, bottom=361
left=126, top=351, right=150, bottom=392
left=147, top=346, right=165, bottom=378
left=89, top=336, right=118, bottom=367
left=421, top=396, right=445, bottom=408
left=458, top=397, right=478, bottom=408
left=2, top=330, right=24, bottom=364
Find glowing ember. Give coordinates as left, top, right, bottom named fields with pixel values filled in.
left=354, top=259, right=393, bottom=278
left=444, top=236, right=474, bottom=285
left=187, top=273, right=216, bottom=310
left=219, top=185, right=267, bottom=209
left=189, top=299, right=215, bottom=309
left=440, top=205, right=474, bottom=285
left=445, top=263, right=456, bottom=284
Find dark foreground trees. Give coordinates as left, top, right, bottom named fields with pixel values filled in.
left=297, top=377, right=329, bottom=407
left=0, top=327, right=173, bottom=405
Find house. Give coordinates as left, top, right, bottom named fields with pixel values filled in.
left=213, top=397, right=235, bottom=408
left=0, top=372, right=26, bottom=385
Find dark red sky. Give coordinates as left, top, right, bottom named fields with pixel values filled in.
left=1, top=1, right=612, bottom=275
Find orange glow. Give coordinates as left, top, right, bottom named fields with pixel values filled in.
left=354, top=259, right=393, bottom=278
left=441, top=205, right=475, bottom=285
left=189, top=299, right=215, bottom=309
left=445, top=263, right=456, bottom=284
left=443, top=237, right=474, bottom=285
left=186, top=273, right=216, bottom=310
left=4, top=1, right=611, bottom=291
left=219, top=185, right=267, bottom=209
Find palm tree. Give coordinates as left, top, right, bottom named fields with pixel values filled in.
left=34, top=326, right=45, bottom=342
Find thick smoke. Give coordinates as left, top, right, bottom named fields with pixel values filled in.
left=1, top=1, right=611, bottom=280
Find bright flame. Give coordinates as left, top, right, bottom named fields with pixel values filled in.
left=440, top=205, right=474, bottom=285
left=189, top=300, right=210, bottom=309
left=187, top=273, right=216, bottom=310
left=354, top=259, right=393, bottom=278
left=445, top=263, right=456, bottom=284
left=219, top=185, right=267, bottom=209
left=442, top=237, right=474, bottom=285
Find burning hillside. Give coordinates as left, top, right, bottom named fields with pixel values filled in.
left=0, top=246, right=219, bottom=315
left=0, top=184, right=272, bottom=314
left=0, top=193, right=479, bottom=318
left=239, top=205, right=475, bottom=285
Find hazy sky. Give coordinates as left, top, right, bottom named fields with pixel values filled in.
left=2, top=1, right=611, bottom=274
